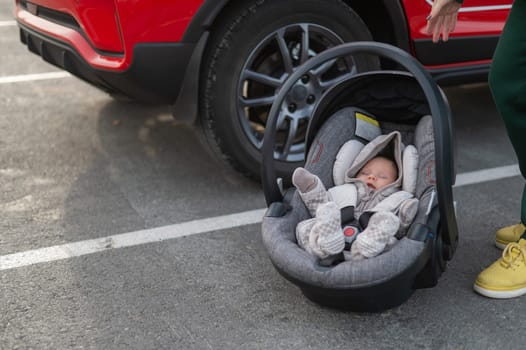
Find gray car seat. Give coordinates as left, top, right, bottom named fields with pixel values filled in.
left=260, top=43, right=458, bottom=312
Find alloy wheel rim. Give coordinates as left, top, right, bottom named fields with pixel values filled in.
left=238, top=23, right=357, bottom=162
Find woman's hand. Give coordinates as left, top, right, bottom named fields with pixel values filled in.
left=426, top=0, right=462, bottom=43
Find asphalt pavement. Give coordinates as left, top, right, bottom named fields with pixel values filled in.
left=2, top=7, right=526, bottom=350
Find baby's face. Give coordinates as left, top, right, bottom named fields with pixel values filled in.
left=356, top=157, right=397, bottom=191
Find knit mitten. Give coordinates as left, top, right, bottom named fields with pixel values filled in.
left=350, top=211, right=400, bottom=260
left=308, top=201, right=345, bottom=259
left=292, top=167, right=329, bottom=216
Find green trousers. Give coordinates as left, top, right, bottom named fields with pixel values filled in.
left=488, top=0, right=526, bottom=225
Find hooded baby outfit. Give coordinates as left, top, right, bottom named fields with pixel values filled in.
left=293, top=130, right=419, bottom=261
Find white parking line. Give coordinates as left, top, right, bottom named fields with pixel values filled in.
left=0, top=20, right=16, bottom=27
left=0, top=71, right=71, bottom=84
left=454, top=164, right=521, bottom=187
left=0, top=163, right=522, bottom=271
left=0, top=209, right=267, bottom=271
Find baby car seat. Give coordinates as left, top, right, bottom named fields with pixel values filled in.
left=260, top=42, right=458, bottom=312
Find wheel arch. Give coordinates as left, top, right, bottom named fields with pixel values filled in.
left=172, top=0, right=259, bottom=124
left=172, top=0, right=411, bottom=123
left=182, top=0, right=410, bottom=49
left=181, top=0, right=230, bottom=43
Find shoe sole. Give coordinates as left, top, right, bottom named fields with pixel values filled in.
left=495, top=239, right=508, bottom=250
left=495, top=238, right=525, bottom=250
left=473, top=283, right=526, bottom=299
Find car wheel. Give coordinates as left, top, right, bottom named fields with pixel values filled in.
left=200, top=0, right=377, bottom=182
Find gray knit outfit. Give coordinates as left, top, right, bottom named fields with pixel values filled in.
left=293, top=131, right=419, bottom=260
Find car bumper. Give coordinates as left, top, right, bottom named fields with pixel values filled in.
left=18, top=22, right=194, bottom=103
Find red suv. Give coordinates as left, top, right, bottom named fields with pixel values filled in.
left=15, top=0, right=511, bottom=180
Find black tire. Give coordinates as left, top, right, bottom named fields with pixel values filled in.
left=199, top=0, right=378, bottom=182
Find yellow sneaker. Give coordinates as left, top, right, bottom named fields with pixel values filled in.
left=474, top=239, right=526, bottom=299
left=495, top=223, right=525, bottom=249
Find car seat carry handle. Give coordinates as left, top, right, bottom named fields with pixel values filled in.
left=261, top=41, right=457, bottom=249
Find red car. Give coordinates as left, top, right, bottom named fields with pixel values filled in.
left=15, top=0, right=511, bottom=180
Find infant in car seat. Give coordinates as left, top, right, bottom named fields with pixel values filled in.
left=293, top=130, right=420, bottom=262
